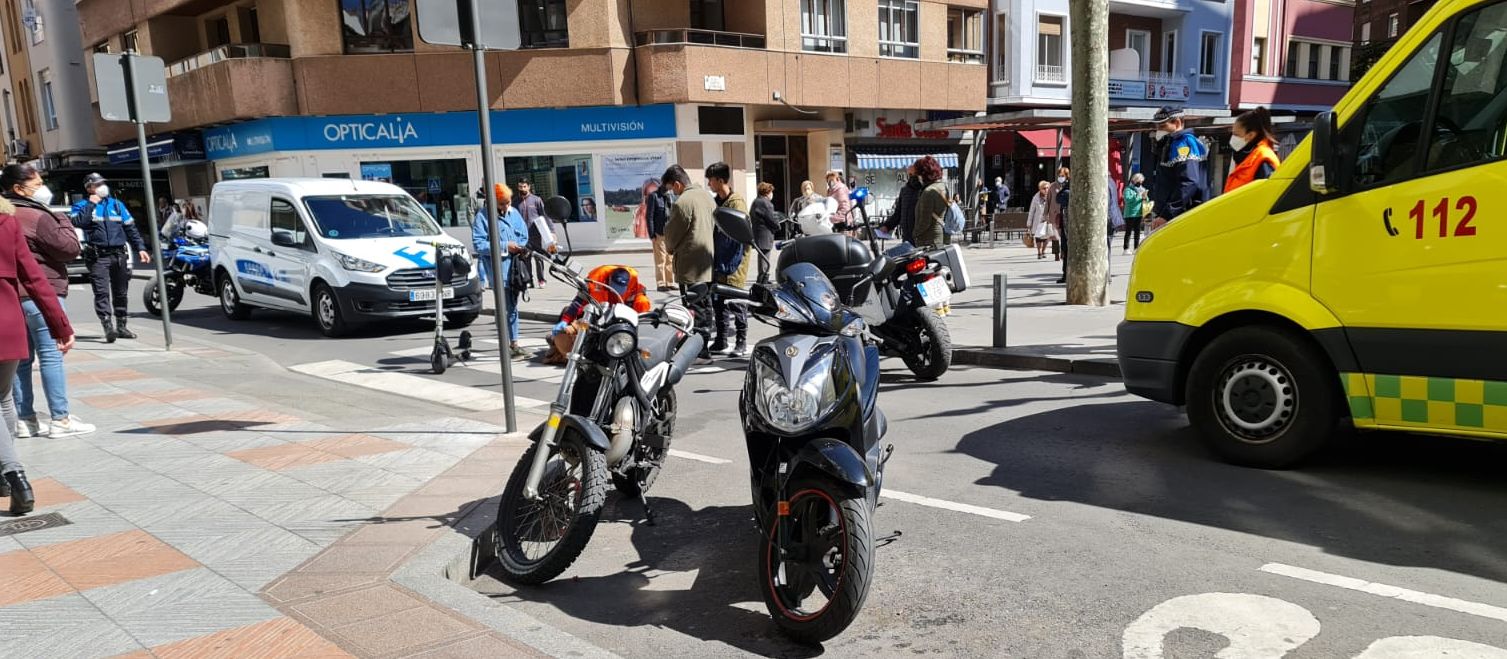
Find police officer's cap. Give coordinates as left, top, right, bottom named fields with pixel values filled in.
left=84, top=172, right=108, bottom=188
left=1152, top=106, right=1185, bottom=124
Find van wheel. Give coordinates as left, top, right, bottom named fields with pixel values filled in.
left=1185, top=326, right=1339, bottom=469
left=313, top=283, right=351, bottom=338
left=218, top=274, right=251, bottom=320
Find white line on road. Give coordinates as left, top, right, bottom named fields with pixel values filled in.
left=667, top=449, right=732, bottom=465
left=881, top=489, right=1031, bottom=522
left=1260, top=563, right=1507, bottom=624
left=290, top=360, right=549, bottom=412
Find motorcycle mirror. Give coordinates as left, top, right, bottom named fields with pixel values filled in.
left=840, top=315, right=866, bottom=337
left=713, top=207, right=755, bottom=246
left=543, top=196, right=573, bottom=222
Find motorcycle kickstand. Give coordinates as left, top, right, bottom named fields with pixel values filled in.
left=636, top=484, right=657, bottom=526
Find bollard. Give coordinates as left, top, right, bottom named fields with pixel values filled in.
left=992, top=273, right=1007, bottom=348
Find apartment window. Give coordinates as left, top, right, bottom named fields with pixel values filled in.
left=22, top=0, right=40, bottom=45
left=93, top=41, right=110, bottom=54
left=1286, top=40, right=1351, bottom=82
left=878, top=0, right=919, bottom=58
left=1127, top=29, right=1151, bottom=73
left=1388, top=12, right=1399, bottom=37
left=519, top=0, right=569, bottom=49
left=1036, top=14, right=1065, bottom=83
left=340, top=0, right=412, bottom=54
left=1360, top=22, right=1371, bottom=45
left=947, top=8, right=984, bottom=64
left=207, top=15, right=231, bottom=48
left=992, top=11, right=1009, bottom=82
left=1198, top=32, right=1222, bottom=91
left=17, top=78, right=33, bottom=135
left=800, top=0, right=847, bottom=53
left=122, top=30, right=138, bottom=53
left=1162, top=30, right=1178, bottom=74
left=691, top=0, right=724, bottom=31
left=241, top=6, right=262, bottom=43
left=38, top=70, right=54, bottom=131
left=1251, top=37, right=1266, bottom=74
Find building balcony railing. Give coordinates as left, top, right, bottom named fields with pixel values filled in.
left=634, top=29, right=765, bottom=49
left=166, top=43, right=291, bottom=78
left=948, top=49, right=984, bottom=65
left=1036, top=64, right=1066, bottom=83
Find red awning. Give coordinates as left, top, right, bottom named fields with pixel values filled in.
left=1017, top=130, right=1071, bottom=158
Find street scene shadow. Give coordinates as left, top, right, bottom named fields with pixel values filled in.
left=957, top=401, right=1507, bottom=583
left=482, top=496, right=825, bottom=658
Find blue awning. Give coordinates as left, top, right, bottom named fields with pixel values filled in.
left=855, top=153, right=959, bottom=170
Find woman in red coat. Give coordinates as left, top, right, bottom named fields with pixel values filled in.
left=0, top=195, right=75, bottom=514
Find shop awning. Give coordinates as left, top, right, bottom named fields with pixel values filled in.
left=854, top=153, right=960, bottom=170
left=1017, top=130, right=1071, bottom=158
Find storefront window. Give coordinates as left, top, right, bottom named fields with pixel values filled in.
left=359, top=158, right=468, bottom=227
left=505, top=154, right=596, bottom=229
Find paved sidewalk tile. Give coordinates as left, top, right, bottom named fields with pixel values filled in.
left=32, top=529, right=200, bottom=593
left=125, top=616, right=351, bottom=658
left=81, top=568, right=282, bottom=648
left=0, top=594, right=147, bottom=657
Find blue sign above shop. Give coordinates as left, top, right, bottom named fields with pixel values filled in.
left=203, top=105, right=678, bottom=161
left=108, top=132, right=207, bottom=165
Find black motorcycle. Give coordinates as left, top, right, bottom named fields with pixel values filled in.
left=493, top=232, right=705, bottom=584
left=775, top=225, right=966, bottom=381
left=712, top=207, right=891, bottom=643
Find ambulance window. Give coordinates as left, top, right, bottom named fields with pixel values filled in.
left=1424, top=2, right=1507, bottom=173
left=1347, top=31, right=1442, bottom=189
left=270, top=198, right=309, bottom=250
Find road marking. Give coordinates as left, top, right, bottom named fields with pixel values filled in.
left=1124, top=593, right=1320, bottom=659
left=290, top=360, right=549, bottom=412
left=1260, top=563, right=1507, bottom=624
left=880, top=489, right=1031, bottom=522
left=668, top=449, right=731, bottom=465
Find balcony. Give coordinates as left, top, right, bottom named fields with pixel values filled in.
left=635, top=29, right=766, bottom=49
left=166, top=43, right=292, bottom=78
left=1036, top=64, right=1067, bottom=84
left=93, top=52, right=298, bottom=144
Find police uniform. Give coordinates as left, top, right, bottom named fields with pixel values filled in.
left=1149, top=108, right=1210, bottom=223
left=71, top=173, right=146, bottom=341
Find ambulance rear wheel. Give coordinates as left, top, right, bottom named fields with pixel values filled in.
left=1186, top=326, right=1339, bottom=469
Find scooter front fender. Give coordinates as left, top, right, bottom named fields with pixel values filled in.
left=789, top=437, right=870, bottom=497
left=527, top=413, right=611, bottom=453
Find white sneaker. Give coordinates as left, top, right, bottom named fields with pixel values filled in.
left=48, top=416, right=96, bottom=438
left=15, top=419, right=47, bottom=438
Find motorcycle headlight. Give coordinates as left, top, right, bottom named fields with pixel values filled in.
left=603, top=326, right=637, bottom=358
left=753, top=352, right=838, bottom=434
left=332, top=251, right=386, bottom=273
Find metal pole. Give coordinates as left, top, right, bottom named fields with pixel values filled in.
left=470, top=0, right=516, bottom=432
left=992, top=273, right=1007, bottom=348
left=124, top=53, right=172, bottom=350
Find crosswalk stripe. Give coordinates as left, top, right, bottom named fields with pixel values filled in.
left=290, top=360, right=549, bottom=411
left=668, top=449, right=732, bottom=465
left=880, top=489, right=1032, bottom=522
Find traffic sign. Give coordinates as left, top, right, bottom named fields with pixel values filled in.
left=94, top=53, right=170, bottom=123
left=415, top=0, right=521, bottom=50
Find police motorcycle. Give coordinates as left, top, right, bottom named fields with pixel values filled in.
left=143, top=218, right=214, bottom=317
left=493, top=198, right=705, bottom=585
left=776, top=192, right=968, bottom=382
left=712, top=207, right=891, bottom=643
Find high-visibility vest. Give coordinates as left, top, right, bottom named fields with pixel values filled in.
left=1224, top=140, right=1280, bottom=193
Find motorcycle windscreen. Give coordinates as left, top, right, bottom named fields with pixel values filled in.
left=773, top=262, right=848, bottom=332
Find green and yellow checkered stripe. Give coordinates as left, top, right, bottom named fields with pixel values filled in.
left=1342, top=373, right=1507, bottom=432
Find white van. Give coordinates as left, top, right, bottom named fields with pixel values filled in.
left=207, top=178, right=481, bottom=337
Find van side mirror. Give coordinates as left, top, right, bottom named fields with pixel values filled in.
left=1309, top=111, right=1338, bottom=195
left=543, top=196, right=573, bottom=222
left=271, top=230, right=299, bottom=248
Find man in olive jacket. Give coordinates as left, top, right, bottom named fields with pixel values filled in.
left=661, top=164, right=716, bottom=361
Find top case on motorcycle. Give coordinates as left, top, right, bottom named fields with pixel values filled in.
left=775, top=234, right=874, bottom=306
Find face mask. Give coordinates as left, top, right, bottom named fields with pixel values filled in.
left=1057, top=176, right=1066, bottom=184
left=95, top=184, right=111, bottom=198
left=1229, top=134, right=1249, bottom=152
left=30, top=184, right=52, bottom=206
left=1153, top=130, right=1168, bottom=141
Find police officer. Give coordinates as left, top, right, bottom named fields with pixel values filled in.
left=1148, top=106, right=1209, bottom=230
left=71, top=173, right=149, bottom=343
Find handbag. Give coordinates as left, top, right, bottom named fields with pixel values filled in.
left=1023, top=235, right=1036, bottom=249
left=507, top=253, right=534, bottom=301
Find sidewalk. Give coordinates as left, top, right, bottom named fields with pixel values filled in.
left=485, top=241, right=1130, bottom=376
left=0, top=330, right=615, bottom=658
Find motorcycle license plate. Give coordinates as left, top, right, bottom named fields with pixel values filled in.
left=409, top=287, right=456, bottom=302
left=918, top=277, right=951, bottom=308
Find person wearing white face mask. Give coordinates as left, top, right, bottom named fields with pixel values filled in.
left=1, top=164, right=93, bottom=440
left=71, top=172, right=150, bottom=343
left=1224, top=106, right=1281, bottom=194
left=1148, top=106, right=1209, bottom=230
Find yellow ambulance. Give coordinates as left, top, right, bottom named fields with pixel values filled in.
left=1118, top=0, right=1507, bottom=467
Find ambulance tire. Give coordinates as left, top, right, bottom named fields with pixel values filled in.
left=1186, top=325, right=1339, bottom=469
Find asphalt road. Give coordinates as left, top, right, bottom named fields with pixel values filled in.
left=79, top=276, right=1507, bottom=658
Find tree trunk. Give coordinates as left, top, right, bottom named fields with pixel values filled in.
left=1067, top=0, right=1110, bottom=306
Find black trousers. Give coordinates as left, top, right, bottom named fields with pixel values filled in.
left=713, top=287, right=749, bottom=346
left=681, top=282, right=714, bottom=357
left=755, top=247, right=771, bottom=284
left=1123, top=216, right=1144, bottom=249
left=87, top=248, right=131, bottom=322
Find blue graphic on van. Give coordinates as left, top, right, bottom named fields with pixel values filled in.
left=236, top=259, right=288, bottom=283
left=393, top=246, right=434, bottom=268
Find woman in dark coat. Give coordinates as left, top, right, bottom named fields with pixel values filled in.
left=0, top=194, right=75, bottom=515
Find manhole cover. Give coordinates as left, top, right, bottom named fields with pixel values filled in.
left=0, top=512, right=71, bottom=537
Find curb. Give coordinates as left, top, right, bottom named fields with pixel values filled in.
left=954, top=347, right=1122, bottom=379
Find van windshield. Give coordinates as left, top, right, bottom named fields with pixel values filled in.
left=303, top=195, right=441, bottom=240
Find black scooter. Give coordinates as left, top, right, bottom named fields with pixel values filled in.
left=712, top=207, right=891, bottom=643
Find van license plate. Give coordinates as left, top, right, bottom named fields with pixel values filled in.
left=918, top=277, right=951, bottom=307
left=409, top=287, right=456, bottom=302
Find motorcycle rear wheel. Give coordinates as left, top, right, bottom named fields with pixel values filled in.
left=142, top=276, right=184, bottom=317
left=900, top=307, right=952, bottom=381
left=759, top=479, right=875, bottom=644
left=494, top=431, right=608, bottom=585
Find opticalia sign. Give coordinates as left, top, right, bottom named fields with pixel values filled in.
left=204, top=105, right=677, bottom=160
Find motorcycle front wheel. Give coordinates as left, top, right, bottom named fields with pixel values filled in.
left=495, top=431, right=608, bottom=585
left=900, top=307, right=952, bottom=381
left=759, top=479, right=875, bottom=644
left=142, top=275, right=185, bottom=317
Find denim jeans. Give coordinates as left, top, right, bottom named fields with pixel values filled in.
left=15, top=299, right=68, bottom=421
left=504, top=287, right=521, bottom=342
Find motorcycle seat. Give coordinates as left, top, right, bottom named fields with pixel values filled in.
left=776, top=234, right=874, bottom=304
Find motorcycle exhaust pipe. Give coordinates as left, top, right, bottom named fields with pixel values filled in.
left=606, top=397, right=637, bottom=466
